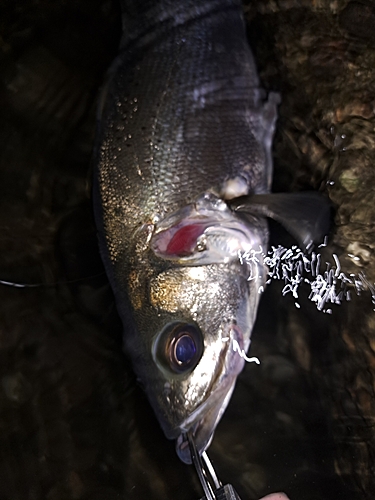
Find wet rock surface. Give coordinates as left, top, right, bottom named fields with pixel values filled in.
left=0, top=1, right=374, bottom=499
left=246, top=0, right=375, bottom=497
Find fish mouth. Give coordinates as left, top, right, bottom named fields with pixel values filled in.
left=175, top=382, right=236, bottom=464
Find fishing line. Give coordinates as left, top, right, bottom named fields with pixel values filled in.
left=0, top=272, right=106, bottom=289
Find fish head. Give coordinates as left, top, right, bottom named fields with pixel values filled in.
left=124, top=193, right=267, bottom=464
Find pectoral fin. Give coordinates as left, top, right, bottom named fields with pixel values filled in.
left=228, top=192, right=332, bottom=249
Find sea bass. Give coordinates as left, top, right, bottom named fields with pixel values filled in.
left=93, top=0, right=319, bottom=464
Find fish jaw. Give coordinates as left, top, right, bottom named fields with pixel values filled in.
left=174, top=336, right=244, bottom=464
left=175, top=383, right=236, bottom=464
left=145, top=311, right=255, bottom=464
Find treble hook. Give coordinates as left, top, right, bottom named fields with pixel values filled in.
left=186, top=432, right=242, bottom=500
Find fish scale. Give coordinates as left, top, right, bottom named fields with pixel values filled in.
left=96, top=0, right=269, bottom=236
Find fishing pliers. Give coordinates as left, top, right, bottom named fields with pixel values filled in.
left=187, top=432, right=242, bottom=500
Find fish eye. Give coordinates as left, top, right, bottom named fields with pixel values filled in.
left=170, top=332, right=197, bottom=368
left=153, top=322, right=203, bottom=375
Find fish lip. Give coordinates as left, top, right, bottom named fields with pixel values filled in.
left=175, top=418, right=213, bottom=465
left=174, top=378, right=237, bottom=464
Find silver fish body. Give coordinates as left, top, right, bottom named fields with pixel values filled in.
left=94, top=0, right=278, bottom=463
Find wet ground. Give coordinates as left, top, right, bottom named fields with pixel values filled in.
left=0, top=1, right=374, bottom=499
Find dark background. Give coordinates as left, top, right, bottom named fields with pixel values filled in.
left=0, top=0, right=374, bottom=498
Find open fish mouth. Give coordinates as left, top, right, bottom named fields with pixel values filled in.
left=175, top=383, right=236, bottom=464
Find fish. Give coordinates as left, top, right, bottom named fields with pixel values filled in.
left=93, top=0, right=330, bottom=464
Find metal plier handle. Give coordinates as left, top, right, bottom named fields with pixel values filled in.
left=186, top=433, right=242, bottom=500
